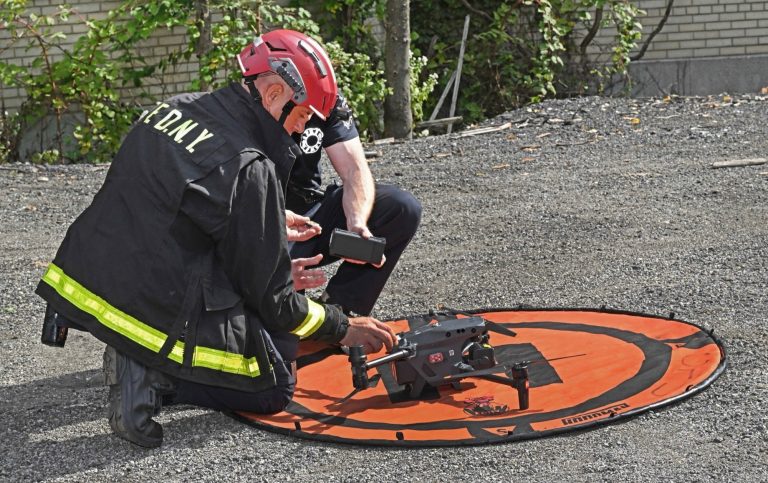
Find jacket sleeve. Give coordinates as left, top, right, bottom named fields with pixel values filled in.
left=181, top=155, right=348, bottom=343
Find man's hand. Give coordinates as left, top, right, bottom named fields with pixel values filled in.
left=341, top=223, right=387, bottom=268
left=291, top=254, right=326, bottom=291
left=286, top=209, right=321, bottom=242
left=340, top=316, right=397, bottom=354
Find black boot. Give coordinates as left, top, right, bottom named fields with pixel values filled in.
left=103, top=346, right=176, bottom=448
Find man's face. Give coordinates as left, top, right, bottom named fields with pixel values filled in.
left=283, top=105, right=314, bottom=135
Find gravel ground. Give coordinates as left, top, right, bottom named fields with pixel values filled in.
left=1, top=94, right=767, bottom=482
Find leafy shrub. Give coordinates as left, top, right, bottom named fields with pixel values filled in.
left=410, top=0, right=645, bottom=124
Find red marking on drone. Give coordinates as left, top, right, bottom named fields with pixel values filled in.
left=428, top=352, right=444, bottom=363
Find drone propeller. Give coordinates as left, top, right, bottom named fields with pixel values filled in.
left=443, top=352, right=587, bottom=383
left=337, top=374, right=381, bottom=404
left=484, top=320, right=518, bottom=338
left=436, top=306, right=517, bottom=337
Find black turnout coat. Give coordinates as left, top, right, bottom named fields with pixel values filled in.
left=36, top=84, right=348, bottom=392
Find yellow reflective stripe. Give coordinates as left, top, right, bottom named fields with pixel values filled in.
left=290, top=299, right=325, bottom=338
left=193, top=346, right=261, bottom=377
left=42, top=263, right=267, bottom=377
left=42, top=264, right=167, bottom=353
left=169, top=341, right=185, bottom=364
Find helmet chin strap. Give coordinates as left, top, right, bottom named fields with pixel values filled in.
left=244, top=76, right=262, bottom=103
left=279, top=100, right=296, bottom=126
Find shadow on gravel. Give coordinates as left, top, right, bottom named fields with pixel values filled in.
left=1, top=369, right=232, bottom=480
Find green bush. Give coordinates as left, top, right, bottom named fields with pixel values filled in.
left=0, top=0, right=379, bottom=163
left=324, top=41, right=389, bottom=140
left=411, top=0, right=644, bottom=124
left=1, top=0, right=644, bottom=163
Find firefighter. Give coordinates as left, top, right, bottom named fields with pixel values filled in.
left=36, top=29, right=397, bottom=448
left=285, top=93, right=422, bottom=317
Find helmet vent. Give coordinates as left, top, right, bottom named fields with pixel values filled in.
left=265, top=41, right=289, bottom=52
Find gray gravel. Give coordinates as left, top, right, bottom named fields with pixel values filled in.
left=1, top=94, right=767, bottom=482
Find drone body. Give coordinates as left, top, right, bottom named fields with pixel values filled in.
left=347, top=315, right=530, bottom=408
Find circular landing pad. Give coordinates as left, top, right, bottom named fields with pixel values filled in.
left=235, top=308, right=725, bottom=446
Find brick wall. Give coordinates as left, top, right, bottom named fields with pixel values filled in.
left=1, top=0, right=193, bottom=113
left=603, top=0, right=768, bottom=60
left=2, top=0, right=767, bottom=113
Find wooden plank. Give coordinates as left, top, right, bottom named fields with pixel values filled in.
left=417, top=116, right=463, bottom=129
left=711, top=158, right=767, bottom=169
left=372, top=137, right=396, bottom=145
left=447, top=15, right=470, bottom=135
left=455, top=122, right=512, bottom=138
left=428, top=70, right=456, bottom=122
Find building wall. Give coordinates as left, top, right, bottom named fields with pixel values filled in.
left=0, top=0, right=194, bottom=113
left=592, top=0, right=768, bottom=95
left=2, top=0, right=767, bottom=113
left=623, top=0, right=768, bottom=60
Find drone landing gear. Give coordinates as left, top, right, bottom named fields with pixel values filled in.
left=472, top=362, right=530, bottom=410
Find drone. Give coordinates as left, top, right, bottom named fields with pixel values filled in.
left=344, top=313, right=531, bottom=410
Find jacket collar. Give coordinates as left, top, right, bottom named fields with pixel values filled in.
left=225, top=83, right=301, bottom=191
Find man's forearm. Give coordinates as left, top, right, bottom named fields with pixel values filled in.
left=326, top=138, right=375, bottom=231
left=342, top=162, right=375, bottom=230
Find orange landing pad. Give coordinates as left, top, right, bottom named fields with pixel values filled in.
left=235, top=308, right=725, bottom=446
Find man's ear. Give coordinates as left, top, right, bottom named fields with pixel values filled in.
left=263, top=83, right=285, bottom=110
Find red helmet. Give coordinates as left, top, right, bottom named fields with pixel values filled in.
left=237, top=29, right=337, bottom=120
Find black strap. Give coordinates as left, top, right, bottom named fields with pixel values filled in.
left=279, top=100, right=296, bottom=125
left=244, top=76, right=262, bottom=103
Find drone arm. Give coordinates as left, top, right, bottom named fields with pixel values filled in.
left=349, top=345, right=414, bottom=390
left=364, top=348, right=413, bottom=370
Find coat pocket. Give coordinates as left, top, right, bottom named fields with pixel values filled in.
left=185, top=280, right=274, bottom=391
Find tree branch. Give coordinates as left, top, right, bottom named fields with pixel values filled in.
left=631, top=0, right=674, bottom=61
left=579, top=7, right=603, bottom=57
left=459, top=0, right=492, bottom=22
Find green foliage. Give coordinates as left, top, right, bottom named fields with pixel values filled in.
left=0, top=0, right=352, bottom=163
left=410, top=54, right=438, bottom=123
left=324, top=41, right=389, bottom=140
left=411, top=0, right=646, bottom=124
left=310, top=0, right=438, bottom=136
left=310, top=0, right=383, bottom=60
left=30, top=149, right=60, bottom=164
left=1, top=0, right=645, bottom=163
left=0, top=109, right=23, bottom=163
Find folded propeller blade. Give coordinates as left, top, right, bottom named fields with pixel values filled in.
left=484, top=320, right=517, bottom=337
left=336, top=374, right=381, bottom=404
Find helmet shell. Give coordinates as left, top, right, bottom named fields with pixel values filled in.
left=237, top=30, right=337, bottom=120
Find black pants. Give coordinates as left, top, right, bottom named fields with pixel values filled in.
left=289, top=183, right=422, bottom=315
left=172, top=330, right=297, bottom=414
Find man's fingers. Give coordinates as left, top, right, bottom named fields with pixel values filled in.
left=341, top=253, right=386, bottom=267
left=293, top=270, right=326, bottom=290
left=371, top=254, right=386, bottom=269
left=373, top=320, right=398, bottom=350
left=362, top=322, right=396, bottom=352
left=295, top=253, right=323, bottom=267
left=286, top=210, right=310, bottom=226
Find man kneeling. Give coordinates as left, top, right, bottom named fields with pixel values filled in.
left=35, top=30, right=395, bottom=448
